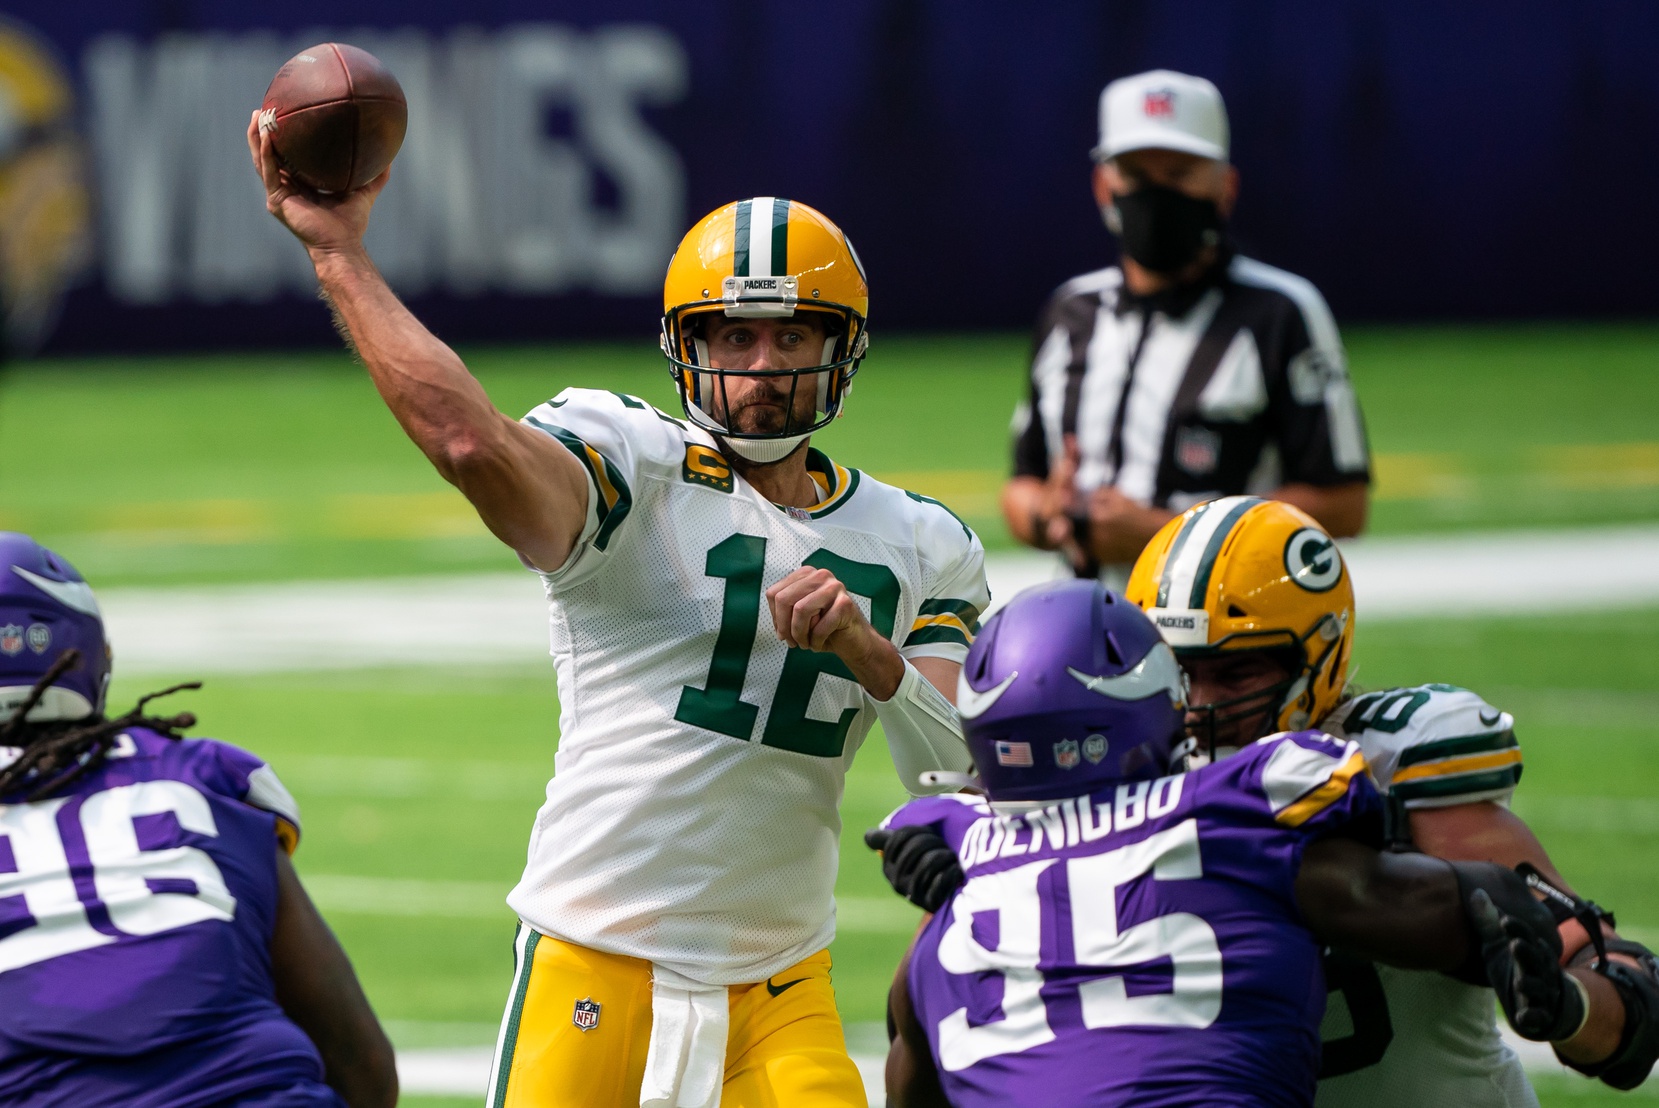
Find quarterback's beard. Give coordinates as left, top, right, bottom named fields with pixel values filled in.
left=713, top=381, right=818, bottom=439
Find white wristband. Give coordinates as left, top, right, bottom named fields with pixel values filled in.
left=873, top=659, right=972, bottom=796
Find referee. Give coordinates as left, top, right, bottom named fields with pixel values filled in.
left=1003, top=70, right=1371, bottom=586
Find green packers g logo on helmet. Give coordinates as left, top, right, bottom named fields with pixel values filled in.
left=1283, top=528, right=1342, bottom=592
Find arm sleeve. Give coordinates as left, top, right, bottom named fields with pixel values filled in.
left=520, top=388, right=665, bottom=588
left=899, top=501, right=991, bottom=666
left=1265, top=284, right=1372, bottom=486
left=1249, top=730, right=1383, bottom=839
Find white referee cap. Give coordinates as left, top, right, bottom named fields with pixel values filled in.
left=1093, top=70, right=1230, bottom=163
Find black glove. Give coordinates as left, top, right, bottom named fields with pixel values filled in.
left=865, top=825, right=964, bottom=914
left=1469, top=887, right=1585, bottom=1042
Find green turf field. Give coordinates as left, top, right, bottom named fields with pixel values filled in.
left=7, top=322, right=1659, bottom=1106
left=2, top=323, right=1657, bottom=586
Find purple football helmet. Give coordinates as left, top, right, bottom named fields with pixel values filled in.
left=0, top=533, right=109, bottom=723
left=958, top=580, right=1187, bottom=802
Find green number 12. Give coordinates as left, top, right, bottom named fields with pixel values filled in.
left=673, top=532, right=899, bottom=758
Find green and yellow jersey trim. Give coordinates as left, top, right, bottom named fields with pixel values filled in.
left=524, top=417, right=634, bottom=550
left=1390, top=730, right=1522, bottom=802
left=1274, top=749, right=1368, bottom=828
left=800, top=448, right=861, bottom=518
left=904, top=598, right=981, bottom=649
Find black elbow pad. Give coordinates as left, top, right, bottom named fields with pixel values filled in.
left=1567, top=941, right=1659, bottom=1090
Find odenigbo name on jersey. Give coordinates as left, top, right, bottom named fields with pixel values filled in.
left=506, top=388, right=988, bottom=986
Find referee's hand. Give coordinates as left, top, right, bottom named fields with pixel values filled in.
left=1085, top=485, right=1176, bottom=564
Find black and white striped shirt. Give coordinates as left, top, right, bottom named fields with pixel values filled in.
left=1013, top=253, right=1371, bottom=574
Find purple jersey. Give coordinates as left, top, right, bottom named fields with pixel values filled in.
left=0, top=727, right=342, bottom=1108
left=888, top=731, right=1381, bottom=1108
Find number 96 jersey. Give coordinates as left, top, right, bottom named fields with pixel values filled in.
left=509, top=389, right=989, bottom=987
left=888, top=731, right=1380, bottom=1108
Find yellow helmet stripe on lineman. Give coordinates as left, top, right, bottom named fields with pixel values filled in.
left=733, top=196, right=790, bottom=278
left=1155, top=496, right=1265, bottom=609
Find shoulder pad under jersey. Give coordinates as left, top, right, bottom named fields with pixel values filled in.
left=1322, top=684, right=1520, bottom=808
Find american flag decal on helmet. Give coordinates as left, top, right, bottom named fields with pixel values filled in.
left=995, top=740, right=1033, bottom=767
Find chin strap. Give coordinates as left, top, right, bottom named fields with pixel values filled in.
left=1517, top=864, right=1659, bottom=1090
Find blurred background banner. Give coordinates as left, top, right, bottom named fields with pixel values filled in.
left=3, top=0, right=1659, bottom=354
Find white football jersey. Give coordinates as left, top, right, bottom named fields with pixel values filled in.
left=1315, top=684, right=1536, bottom=1108
left=505, top=389, right=989, bottom=986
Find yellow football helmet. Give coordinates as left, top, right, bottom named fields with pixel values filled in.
left=660, top=197, right=869, bottom=462
left=1125, top=496, right=1354, bottom=750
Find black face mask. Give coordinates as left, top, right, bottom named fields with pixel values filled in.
left=1106, top=184, right=1224, bottom=275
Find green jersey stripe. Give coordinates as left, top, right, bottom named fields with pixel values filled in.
left=733, top=199, right=752, bottom=277
left=770, top=198, right=790, bottom=275
left=525, top=418, right=634, bottom=550
left=1396, top=730, right=1519, bottom=769
left=903, top=625, right=973, bottom=649
left=490, top=926, right=540, bottom=1108
left=1393, top=766, right=1523, bottom=802
left=905, top=490, right=976, bottom=540
left=918, top=598, right=982, bottom=623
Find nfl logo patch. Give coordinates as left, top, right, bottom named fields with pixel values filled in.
left=0, top=624, right=22, bottom=656
left=572, top=997, right=601, bottom=1032
left=1144, top=89, right=1176, bottom=117
left=995, top=740, right=1033, bottom=767
left=1053, top=739, right=1080, bottom=769
left=25, top=624, right=50, bottom=655
left=1175, top=426, right=1221, bottom=475
left=1083, top=734, right=1108, bottom=764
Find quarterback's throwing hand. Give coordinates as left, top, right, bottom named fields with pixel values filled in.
left=246, top=110, right=387, bottom=256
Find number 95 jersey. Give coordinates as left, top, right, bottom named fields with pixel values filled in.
left=509, top=389, right=989, bottom=987
left=888, top=731, right=1380, bottom=1108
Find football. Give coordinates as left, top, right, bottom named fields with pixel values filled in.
left=259, top=43, right=407, bottom=194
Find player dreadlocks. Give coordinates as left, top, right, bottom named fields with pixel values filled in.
left=0, top=530, right=400, bottom=1107
left=0, top=648, right=199, bottom=801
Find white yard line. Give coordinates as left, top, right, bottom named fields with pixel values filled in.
left=391, top=1026, right=1659, bottom=1102
left=97, top=524, right=1659, bottom=676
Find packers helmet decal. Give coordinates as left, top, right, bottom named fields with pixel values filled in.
left=1127, top=497, right=1355, bottom=751
left=660, top=198, right=869, bottom=464
left=1283, top=527, right=1342, bottom=592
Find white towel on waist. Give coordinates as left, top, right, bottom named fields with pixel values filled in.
left=640, top=964, right=729, bottom=1108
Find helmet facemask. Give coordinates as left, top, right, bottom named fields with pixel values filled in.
left=662, top=289, right=867, bottom=464
left=1178, top=615, right=1347, bottom=765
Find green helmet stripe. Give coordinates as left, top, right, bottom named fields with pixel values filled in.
left=1187, top=497, right=1265, bottom=608
left=733, top=199, right=752, bottom=277
left=771, top=198, right=791, bottom=275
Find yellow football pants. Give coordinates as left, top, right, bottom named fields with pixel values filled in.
left=486, top=925, right=869, bottom=1108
